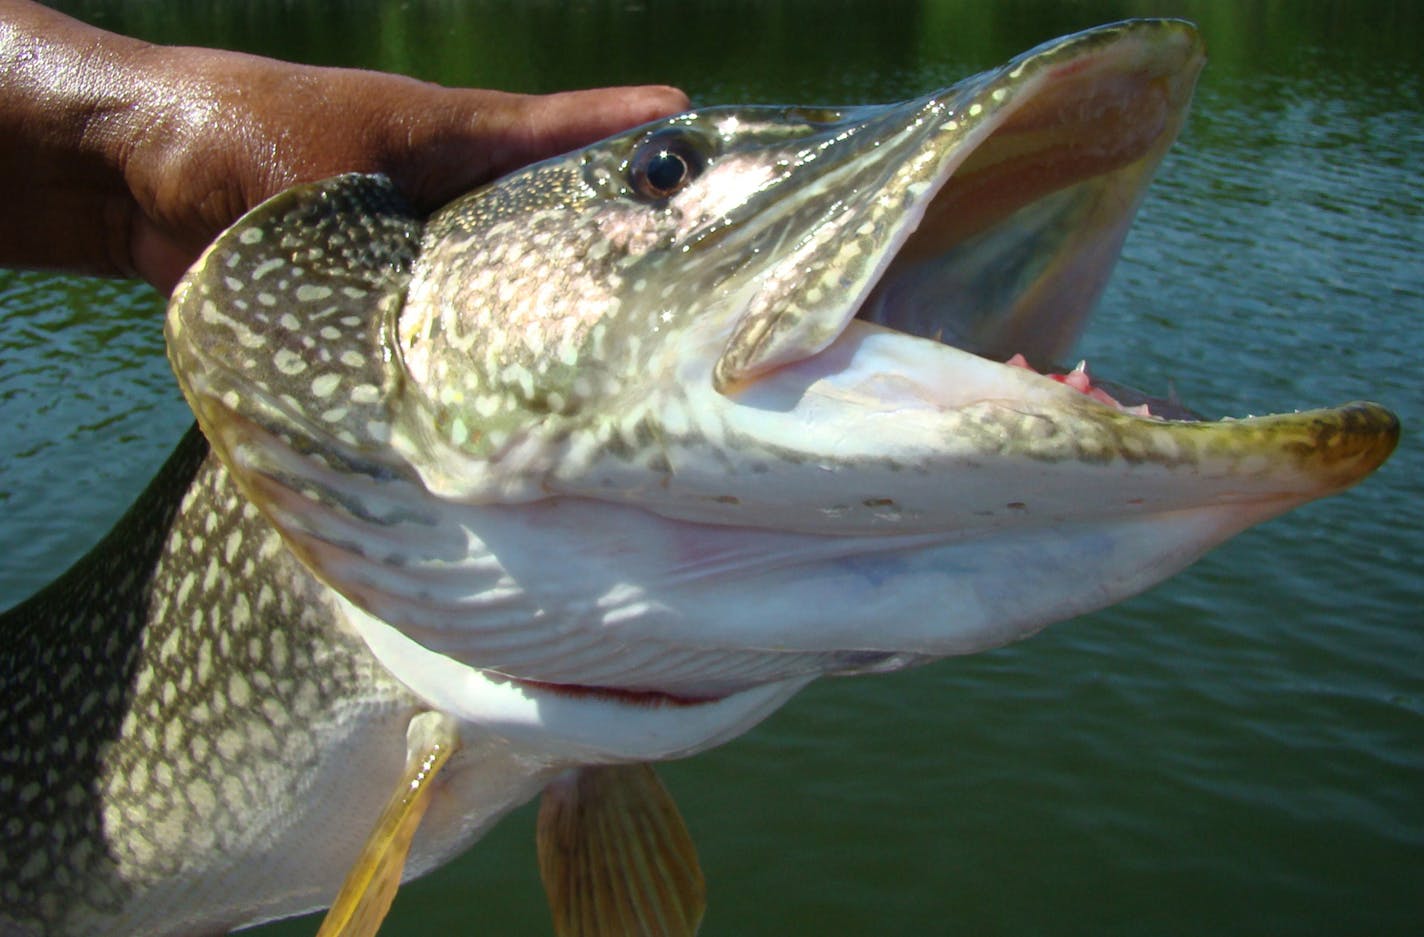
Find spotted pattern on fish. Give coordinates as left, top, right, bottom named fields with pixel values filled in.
left=0, top=428, right=416, bottom=934
left=158, top=19, right=1395, bottom=705
left=170, top=173, right=419, bottom=461
left=396, top=103, right=968, bottom=468
left=3, top=18, right=1401, bottom=935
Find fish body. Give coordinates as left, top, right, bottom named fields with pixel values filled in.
left=0, top=431, right=421, bottom=934
left=0, top=19, right=1398, bottom=935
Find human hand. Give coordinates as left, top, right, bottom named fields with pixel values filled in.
left=120, top=49, right=688, bottom=293
left=0, top=0, right=688, bottom=294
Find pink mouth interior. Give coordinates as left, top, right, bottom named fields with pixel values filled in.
left=1005, top=353, right=1154, bottom=417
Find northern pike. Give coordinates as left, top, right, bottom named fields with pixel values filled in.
left=0, top=19, right=1398, bottom=937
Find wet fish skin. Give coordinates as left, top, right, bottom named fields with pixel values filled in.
left=0, top=429, right=422, bottom=935
left=169, top=18, right=1394, bottom=702
left=0, top=18, right=1400, bottom=936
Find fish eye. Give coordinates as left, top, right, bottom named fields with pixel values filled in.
left=628, top=130, right=707, bottom=201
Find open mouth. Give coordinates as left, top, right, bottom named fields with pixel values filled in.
left=697, top=20, right=1209, bottom=430
left=673, top=19, right=1395, bottom=541
left=837, top=21, right=1205, bottom=423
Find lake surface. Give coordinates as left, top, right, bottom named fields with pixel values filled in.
left=2, top=1, right=1421, bottom=934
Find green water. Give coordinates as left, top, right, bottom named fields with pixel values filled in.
left=2, top=1, right=1421, bottom=934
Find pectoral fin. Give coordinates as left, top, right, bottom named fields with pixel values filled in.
left=316, top=711, right=459, bottom=937
left=537, top=764, right=706, bottom=937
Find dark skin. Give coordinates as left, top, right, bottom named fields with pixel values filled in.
left=0, top=0, right=688, bottom=294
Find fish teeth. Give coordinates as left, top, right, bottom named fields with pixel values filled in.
left=1063, top=360, right=1093, bottom=394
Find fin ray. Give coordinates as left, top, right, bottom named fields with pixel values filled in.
left=537, top=764, right=705, bottom=937
left=316, top=711, right=459, bottom=937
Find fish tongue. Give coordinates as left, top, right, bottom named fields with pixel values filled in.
left=538, top=764, right=706, bottom=937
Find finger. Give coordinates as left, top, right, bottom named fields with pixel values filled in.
left=516, top=84, right=692, bottom=161
left=394, top=84, right=690, bottom=209
left=128, top=210, right=214, bottom=296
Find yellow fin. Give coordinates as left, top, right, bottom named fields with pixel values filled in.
left=537, top=764, right=706, bottom=937
left=316, top=711, right=459, bottom=937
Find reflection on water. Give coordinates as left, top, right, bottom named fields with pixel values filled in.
left=5, top=2, right=1422, bottom=934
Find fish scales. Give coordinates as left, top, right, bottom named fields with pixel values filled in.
left=0, top=429, right=416, bottom=935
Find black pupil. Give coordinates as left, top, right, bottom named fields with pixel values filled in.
left=645, top=150, right=688, bottom=194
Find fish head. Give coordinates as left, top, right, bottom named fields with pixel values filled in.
left=168, top=19, right=1398, bottom=742
left=395, top=18, right=1220, bottom=528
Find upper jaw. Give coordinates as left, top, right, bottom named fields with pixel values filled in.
left=706, top=17, right=1207, bottom=392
